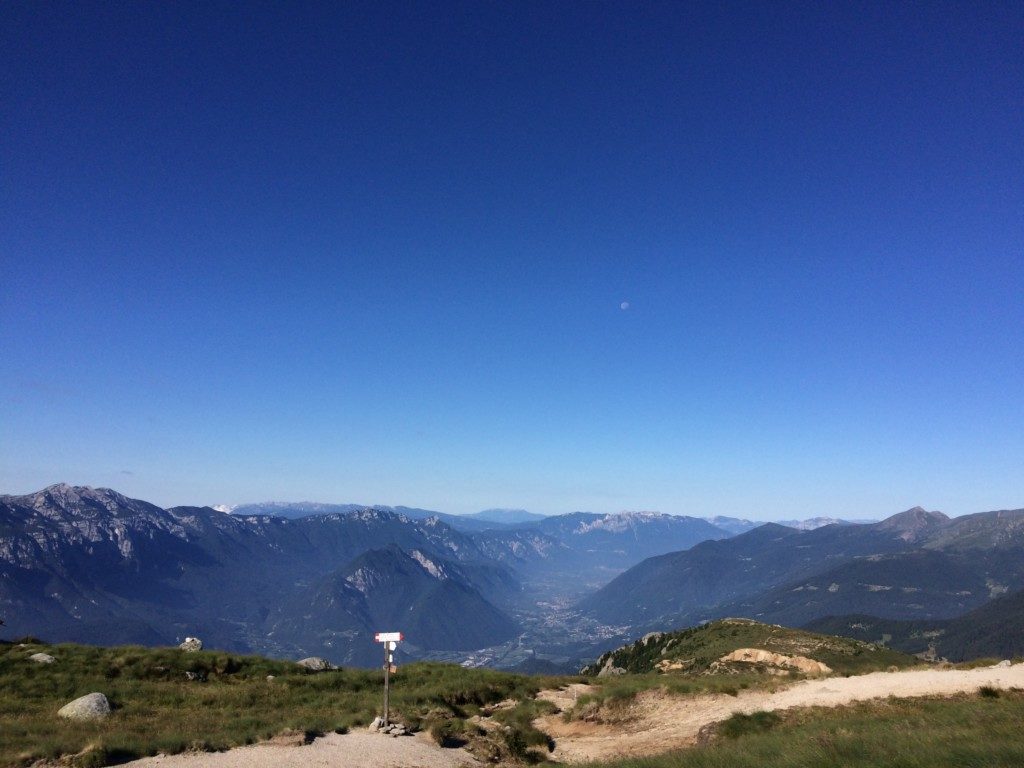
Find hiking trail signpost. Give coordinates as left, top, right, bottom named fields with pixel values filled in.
left=375, top=631, right=402, bottom=726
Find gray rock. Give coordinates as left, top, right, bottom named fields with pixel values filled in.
left=597, top=655, right=627, bottom=677
left=368, top=716, right=384, bottom=731
left=178, top=637, right=203, bottom=652
left=996, top=659, right=1012, bottom=668
left=184, top=671, right=206, bottom=682
left=29, top=652, right=56, bottom=664
left=296, top=656, right=335, bottom=671
left=266, top=675, right=276, bottom=682
left=58, top=693, right=111, bottom=721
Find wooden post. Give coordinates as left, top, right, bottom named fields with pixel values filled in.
left=374, top=632, right=401, bottom=728
left=383, top=641, right=390, bottom=727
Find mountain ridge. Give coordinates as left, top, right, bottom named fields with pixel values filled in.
left=578, top=506, right=1024, bottom=631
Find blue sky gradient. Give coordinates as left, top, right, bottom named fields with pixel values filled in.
left=2, top=2, right=1022, bottom=517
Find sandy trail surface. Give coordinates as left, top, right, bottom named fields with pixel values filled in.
left=536, top=662, right=1024, bottom=763
left=119, top=731, right=481, bottom=768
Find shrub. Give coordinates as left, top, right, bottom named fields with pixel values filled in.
left=719, top=710, right=782, bottom=738
left=429, top=718, right=468, bottom=747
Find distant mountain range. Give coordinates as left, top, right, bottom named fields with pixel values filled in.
left=466, top=508, right=548, bottom=524
left=0, top=485, right=727, bottom=663
left=0, top=485, right=515, bottom=665
left=706, top=516, right=874, bottom=535
left=222, top=501, right=502, bottom=533
left=5, top=485, right=1022, bottom=669
left=475, top=511, right=731, bottom=599
left=217, top=500, right=866, bottom=535
left=579, top=506, right=1024, bottom=633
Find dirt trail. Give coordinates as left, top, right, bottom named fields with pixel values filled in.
left=536, top=662, right=1024, bottom=763
left=118, top=732, right=481, bottom=768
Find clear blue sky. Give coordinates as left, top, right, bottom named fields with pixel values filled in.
left=2, top=2, right=1022, bottom=518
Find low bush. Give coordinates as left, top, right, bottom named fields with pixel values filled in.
left=429, top=717, right=468, bottom=747
left=718, top=710, right=781, bottom=738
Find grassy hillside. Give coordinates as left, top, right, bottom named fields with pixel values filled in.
left=0, top=639, right=568, bottom=767
left=584, top=690, right=1024, bottom=768
left=581, top=619, right=919, bottom=677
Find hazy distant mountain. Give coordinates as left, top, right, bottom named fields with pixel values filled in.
left=702, top=515, right=875, bottom=535
left=228, top=501, right=364, bottom=517
left=226, top=500, right=499, bottom=532
left=477, top=511, right=730, bottom=598
left=776, top=517, right=876, bottom=530
left=466, top=508, right=547, bottom=524
left=704, top=516, right=762, bottom=535
left=0, top=484, right=517, bottom=663
left=579, top=506, right=1024, bottom=629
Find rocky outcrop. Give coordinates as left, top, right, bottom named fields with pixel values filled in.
left=654, top=657, right=692, bottom=672
left=29, top=652, right=56, bottom=664
left=178, top=637, right=203, bottom=652
left=297, top=656, right=335, bottom=671
left=58, top=692, right=111, bottom=721
left=597, top=656, right=626, bottom=677
left=715, top=648, right=832, bottom=675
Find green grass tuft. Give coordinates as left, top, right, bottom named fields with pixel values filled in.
left=718, top=710, right=781, bottom=738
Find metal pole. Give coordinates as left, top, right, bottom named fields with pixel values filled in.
left=383, top=642, right=390, bottom=727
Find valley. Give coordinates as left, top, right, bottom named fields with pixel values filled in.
left=4, top=484, right=1024, bottom=672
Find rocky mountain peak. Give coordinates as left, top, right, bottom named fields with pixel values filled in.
left=574, top=511, right=668, bottom=534
left=4, top=484, right=144, bottom=518
left=876, top=506, right=950, bottom=541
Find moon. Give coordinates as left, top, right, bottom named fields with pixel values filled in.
left=620, top=301, right=630, bottom=310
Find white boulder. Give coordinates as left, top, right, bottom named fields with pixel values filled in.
left=58, top=693, right=111, bottom=721
left=297, top=657, right=335, bottom=671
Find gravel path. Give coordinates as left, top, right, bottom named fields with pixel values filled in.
left=120, top=732, right=481, bottom=768
left=536, top=662, right=1024, bottom=762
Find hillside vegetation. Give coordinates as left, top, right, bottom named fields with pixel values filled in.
left=807, top=587, right=1024, bottom=662
left=0, top=639, right=569, bottom=767
left=581, top=619, right=919, bottom=677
